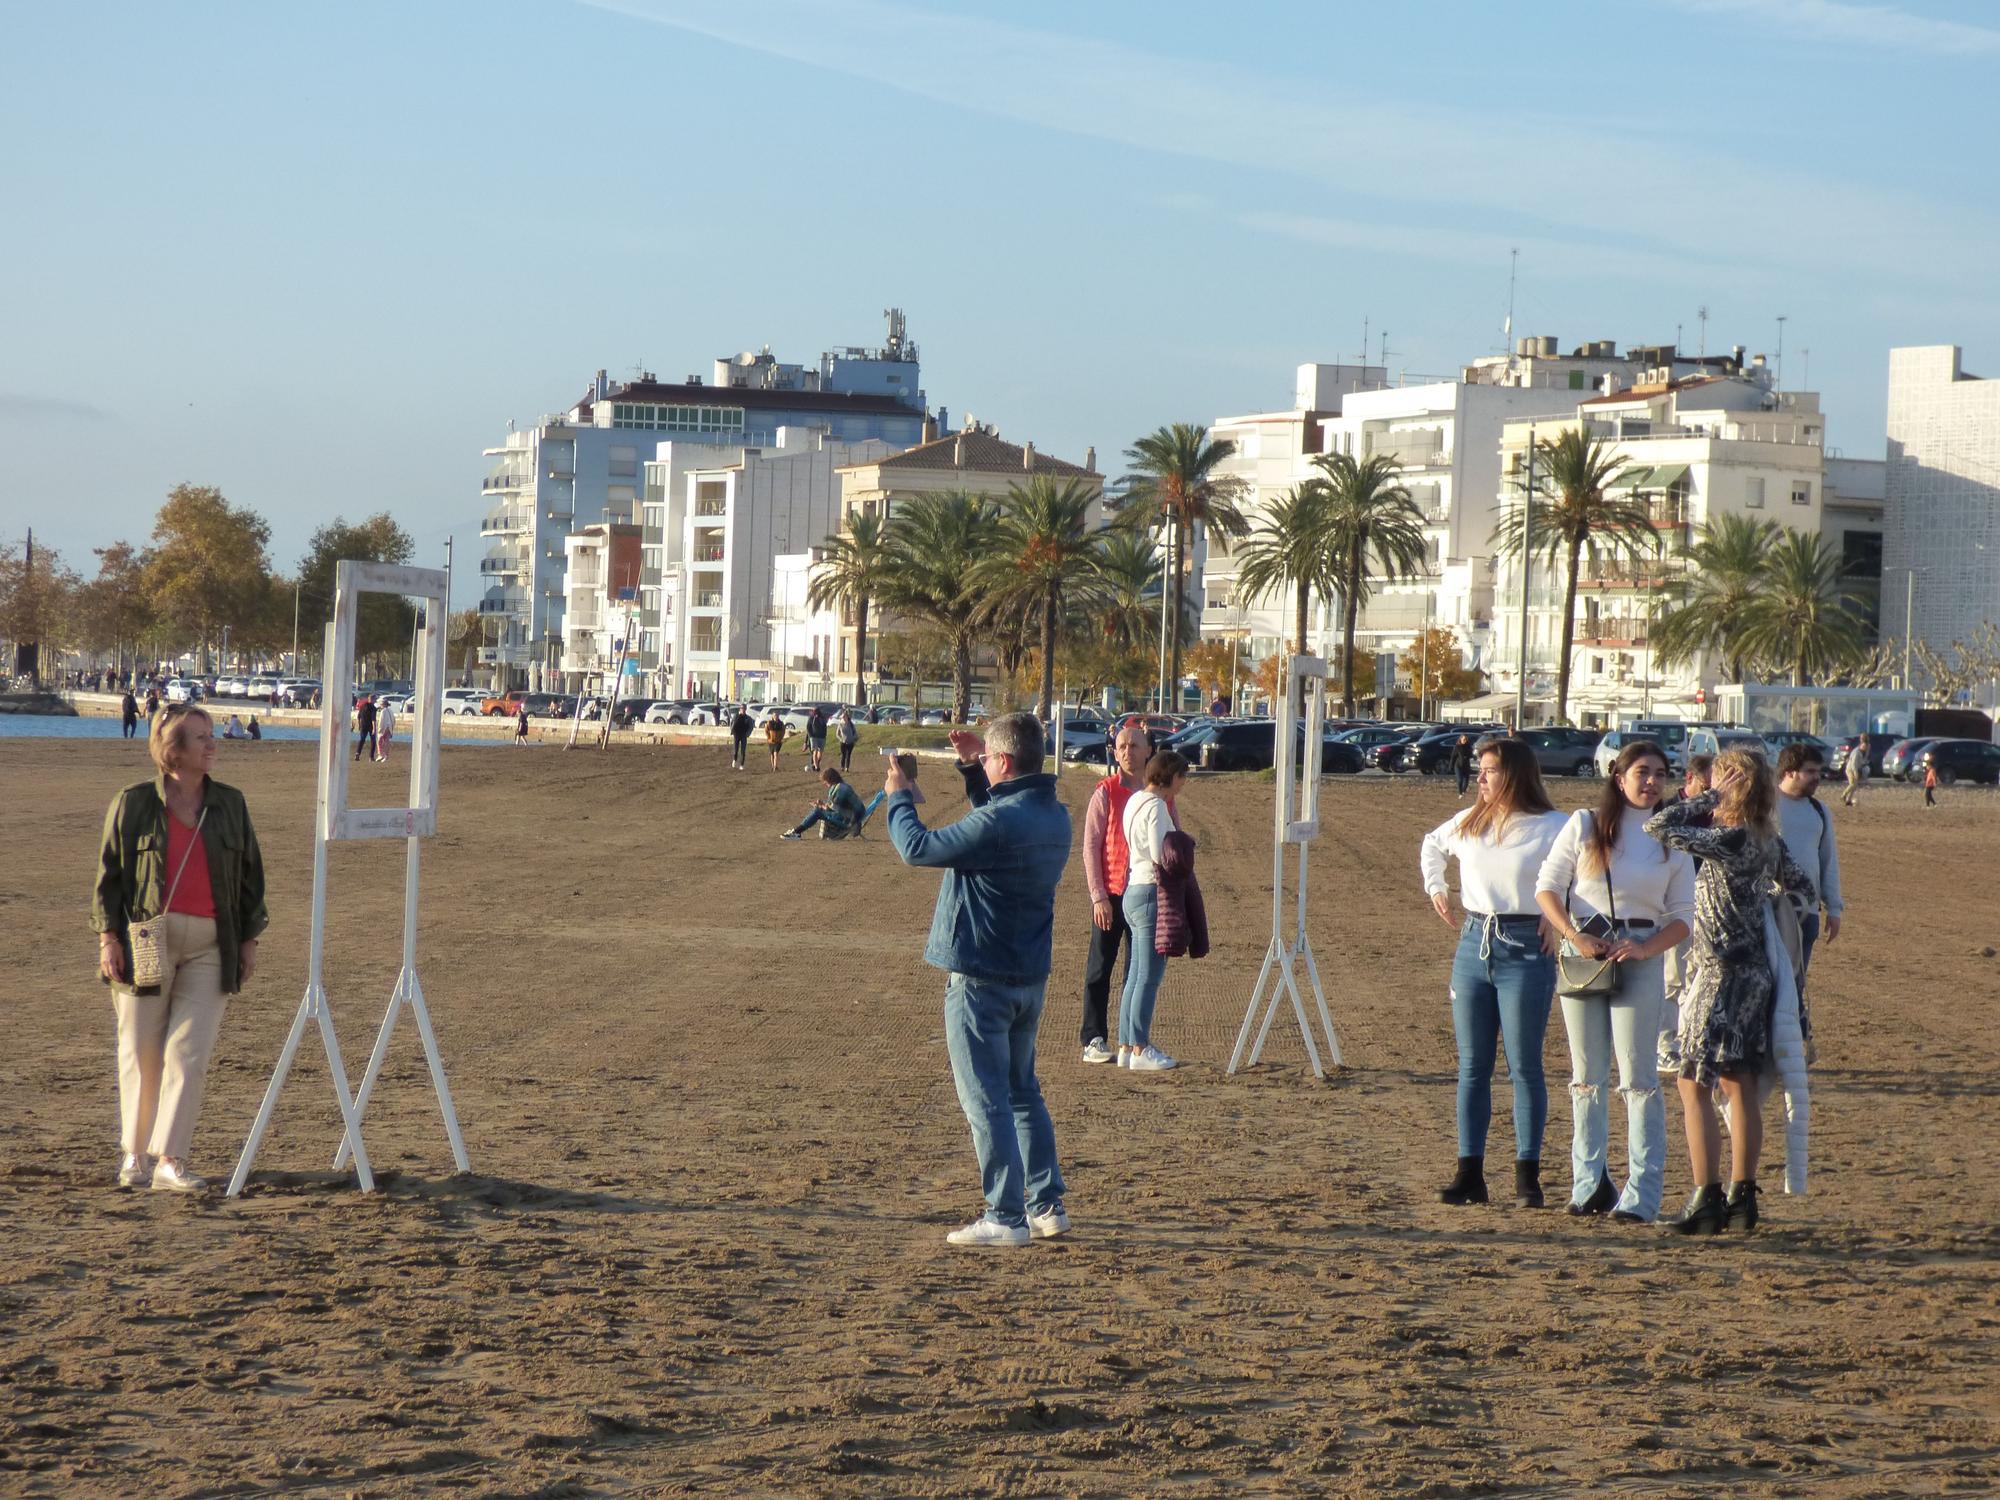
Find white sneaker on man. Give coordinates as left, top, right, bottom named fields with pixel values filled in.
left=946, top=1216, right=1031, bottom=1247
left=1080, top=1038, right=1114, bottom=1064
left=117, top=1153, right=153, bottom=1188
left=150, top=1158, right=208, bottom=1193
left=1126, top=1045, right=1178, bottom=1072
left=1027, top=1202, right=1070, bottom=1239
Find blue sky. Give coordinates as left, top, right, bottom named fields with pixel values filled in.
left=3, top=0, right=1995, bottom=610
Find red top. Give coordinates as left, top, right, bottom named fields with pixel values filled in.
left=165, top=815, right=217, bottom=918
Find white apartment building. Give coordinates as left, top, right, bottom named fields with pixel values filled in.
left=1487, top=365, right=1827, bottom=724
left=558, top=524, right=642, bottom=692
left=1883, top=345, right=2000, bottom=665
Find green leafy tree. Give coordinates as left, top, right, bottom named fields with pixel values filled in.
left=75, top=541, right=155, bottom=679
left=0, top=538, right=81, bottom=686
left=805, top=509, right=891, bottom=706
left=1735, top=529, right=1870, bottom=685
left=1490, top=430, right=1656, bottom=723
left=143, top=484, right=273, bottom=672
left=1117, top=424, right=1249, bottom=697
left=878, top=491, right=998, bottom=723
left=1313, top=452, right=1429, bottom=715
left=972, top=477, right=1106, bottom=719
left=1649, top=513, right=1776, bottom=686
left=297, top=513, right=416, bottom=677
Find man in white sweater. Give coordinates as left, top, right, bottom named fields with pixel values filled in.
left=1775, top=743, right=1843, bottom=981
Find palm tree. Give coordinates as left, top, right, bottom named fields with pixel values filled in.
left=1734, top=529, right=1870, bottom=685
left=1491, top=428, right=1656, bottom=724
left=804, top=509, right=890, bottom=706
left=877, top=491, right=997, bottom=723
left=973, top=477, right=1106, bottom=720
left=1095, top=531, right=1189, bottom=652
left=1649, top=513, right=1776, bottom=687
left=1230, top=480, right=1337, bottom=673
left=1118, top=424, right=1249, bottom=704
left=1312, top=452, right=1429, bottom=715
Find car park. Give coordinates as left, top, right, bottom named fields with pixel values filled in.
left=275, top=677, right=321, bottom=706
left=1396, top=723, right=1511, bottom=774
left=1916, top=738, right=2000, bottom=786
left=1515, top=727, right=1600, bottom=777
left=1830, top=732, right=1897, bottom=776
left=1881, top=738, right=1940, bottom=781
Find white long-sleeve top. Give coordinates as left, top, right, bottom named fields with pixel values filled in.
left=1420, top=808, right=1569, bottom=916
left=1122, top=788, right=1177, bottom=886
left=1536, top=804, right=1695, bottom=930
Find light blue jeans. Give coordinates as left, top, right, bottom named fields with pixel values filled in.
left=1449, top=916, right=1556, bottom=1160
left=1117, top=883, right=1168, bottom=1050
left=1558, top=950, right=1667, bottom=1220
left=944, top=972, right=1065, bottom=1227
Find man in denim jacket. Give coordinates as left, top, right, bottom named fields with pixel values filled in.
left=888, top=712, right=1073, bottom=1247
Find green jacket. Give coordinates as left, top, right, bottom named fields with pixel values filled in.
left=93, top=776, right=270, bottom=995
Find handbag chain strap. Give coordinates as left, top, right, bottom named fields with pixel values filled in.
left=1565, top=811, right=1617, bottom=936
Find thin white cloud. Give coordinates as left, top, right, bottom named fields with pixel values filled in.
left=578, top=0, right=1992, bottom=287
left=0, top=392, right=114, bottom=423
left=1668, top=0, right=2000, bottom=56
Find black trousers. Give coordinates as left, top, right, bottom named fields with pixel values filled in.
left=839, top=741, right=854, bottom=770
left=1455, top=764, right=1471, bottom=794
left=1080, top=898, right=1135, bottom=1044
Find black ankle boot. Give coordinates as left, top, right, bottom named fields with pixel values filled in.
left=1725, top=1179, right=1760, bottom=1233
left=1439, top=1156, right=1488, bottom=1205
left=1514, top=1159, right=1544, bottom=1209
left=1665, top=1184, right=1727, bottom=1235
left=1566, top=1175, right=1616, bottom=1216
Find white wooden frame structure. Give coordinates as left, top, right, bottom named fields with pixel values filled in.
left=227, top=561, right=470, bottom=1196
left=1227, top=654, right=1344, bottom=1078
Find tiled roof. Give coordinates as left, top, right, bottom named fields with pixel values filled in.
left=850, top=429, right=1097, bottom=476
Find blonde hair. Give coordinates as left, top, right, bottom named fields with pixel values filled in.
left=149, top=705, right=213, bottom=776
left=1711, top=747, right=1777, bottom=839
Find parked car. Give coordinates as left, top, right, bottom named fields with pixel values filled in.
left=214, top=676, right=244, bottom=698
left=481, top=690, right=527, bottom=717
left=1685, top=725, right=1773, bottom=762
left=644, top=700, right=696, bottom=724
left=1761, top=730, right=1833, bottom=763
left=1881, top=738, right=1941, bottom=781
left=1114, top=713, right=1184, bottom=743
left=1594, top=726, right=1688, bottom=776
left=1397, top=723, right=1511, bottom=774
left=275, top=677, right=321, bottom=706
left=1917, top=738, right=2000, bottom=786
left=1831, top=732, right=1898, bottom=777
left=1515, top=727, right=1600, bottom=777
left=440, top=687, right=484, bottom=716
left=162, top=677, right=202, bottom=704
left=874, top=705, right=913, bottom=726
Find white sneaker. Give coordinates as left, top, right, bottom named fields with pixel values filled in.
left=1116, top=1045, right=1131, bottom=1068
left=1080, top=1038, right=1114, bottom=1064
left=118, top=1153, right=153, bottom=1188
left=945, top=1216, right=1031, bottom=1247
left=151, top=1158, right=208, bottom=1192
left=1127, top=1045, right=1178, bottom=1072
left=1027, top=1202, right=1071, bottom=1239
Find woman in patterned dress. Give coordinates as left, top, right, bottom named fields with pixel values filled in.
left=1645, top=749, right=1816, bottom=1234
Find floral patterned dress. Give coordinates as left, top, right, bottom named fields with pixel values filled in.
left=1644, top=791, right=1816, bottom=1087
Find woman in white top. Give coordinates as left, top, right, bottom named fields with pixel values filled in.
left=1117, top=749, right=1188, bottom=1072
left=374, top=699, right=396, bottom=763
left=1420, top=737, right=1569, bottom=1208
left=1535, top=740, right=1695, bottom=1223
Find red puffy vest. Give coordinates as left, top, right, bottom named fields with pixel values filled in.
left=1101, top=774, right=1138, bottom=895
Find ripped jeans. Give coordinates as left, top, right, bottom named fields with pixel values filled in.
left=1558, top=951, right=1667, bottom=1220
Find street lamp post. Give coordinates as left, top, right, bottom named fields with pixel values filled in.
left=1513, top=426, right=1537, bottom=729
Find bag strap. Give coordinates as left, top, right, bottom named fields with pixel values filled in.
left=1565, top=811, right=1617, bottom=931
left=161, top=805, right=210, bottom=914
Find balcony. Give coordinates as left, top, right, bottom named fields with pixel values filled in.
left=479, top=556, right=526, bottom=576
left=692, top=545, right=726, bottom=563
left=482, top=473, right=531, bottom=492
left=482, top=510, right=531, bottom=536
left=693, top=590, right=723, bottom=609
left=642, top=525, right=664, bottom=545
left=688, top=633, right=724, bottom=655
left=479, top=587, right=528, bottom=617
left=695, top=499, right=727, bottom=517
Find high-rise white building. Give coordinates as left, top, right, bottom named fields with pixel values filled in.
left=1883, top=345, right=2000, bottom=665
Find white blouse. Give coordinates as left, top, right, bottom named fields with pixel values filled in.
left=1535, top=804, right=1695, bottom=929
left=1420, top=808, right=1568, bottom=917
left=1122, top=789, right=1176, bottom=887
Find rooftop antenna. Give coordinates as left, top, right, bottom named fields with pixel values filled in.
left=1379, top=330, right=1400, bottom=377
left=1775, top=314, right=1788, bottom=390
left=1697, top=305, right=1709, bottom=359
left=1800, top=346, right=1811, bottom=391
left=1503, top=247, right=1518, bottom=352
left=1358, top=316, right=1370, bottom=369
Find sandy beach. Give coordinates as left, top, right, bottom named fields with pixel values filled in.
left=2, top=735, right=1996, bottom=1496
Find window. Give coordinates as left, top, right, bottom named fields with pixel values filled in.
left=1569, top=369, right=1586, bottom=390
left=609, top=445, right=637, bottom=478
left=1746, top=477, right=1766, bottom=510
left=1791, top=481, right=1812, bottom=506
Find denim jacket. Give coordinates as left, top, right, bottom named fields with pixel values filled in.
left=889, top=766, right=1072, bottom=986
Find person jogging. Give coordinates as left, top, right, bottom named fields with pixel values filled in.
left=1076, top=721, right=1153, bottom=1066
left=729, top=707, right=754, bottom=771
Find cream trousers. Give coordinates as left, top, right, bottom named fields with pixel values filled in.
left=113, top=913, right=228, bottom=1160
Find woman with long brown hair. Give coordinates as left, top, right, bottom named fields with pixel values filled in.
left=1420, top=737, right=1567, bottom=1207
left=1536, top=740, right=1695, bottom=1222
left=1646, top=748, right=1816, bottom=1233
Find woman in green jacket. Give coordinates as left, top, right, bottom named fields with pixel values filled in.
left=93, top=705, right=269, bottom=1192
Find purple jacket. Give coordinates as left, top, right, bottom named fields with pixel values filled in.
left=1154, top=830, right=1209, bottom=959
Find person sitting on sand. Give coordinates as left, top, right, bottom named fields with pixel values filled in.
left=246, top=716, right=262, bottom=741
left=779, top=768, right=869, bottom=840
left=223, top=715, right=245, bottom=740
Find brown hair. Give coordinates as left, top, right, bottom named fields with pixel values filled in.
left=1144, top=749, right=1189, bottom=788
left=1458, top=736, right=1554, bottom=840
left=1712, top=748, right=1778, bottom=838
left=1775, top=742, right=1824, bottom=776
left=1586, top=739, right=1670, bottom=874
left=149, top=705, right=213, bottom=776
left=821, top=768, right=843, bottom=787
left=1685, top=752, right=1715, bottom=789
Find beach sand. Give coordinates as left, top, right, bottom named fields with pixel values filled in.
left=3, top=737, right=1996, bottom=1495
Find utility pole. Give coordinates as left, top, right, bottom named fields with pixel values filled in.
left=1515, top=426, right=1536, bottom=729
left=1775, top=315, right=1788, bottom=390
left=291, top=582, right=301, bottom=676
left=442, top=537, right=454, bottom=682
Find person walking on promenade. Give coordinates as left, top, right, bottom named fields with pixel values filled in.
left=887, top=713, right=1072, bottom=1247
left=729, top=706, right=754, bottom=770
left=764, top=709, right=786, bottom=771
left=1647, top=750, right=1816, bottom=1233
left=120, top=690, right=139, bottom=739
left=1451, top=734, right=1475, bottom=797
left=1117, top=750, right=1191, bottom=1072
left=145, top=686, right=160, bottom=720
left=513, top=702, right=529, bottom=747
left=1420, top=737, right=1567, bottom=1208
left=374, top=698, right=396, bottom=764
left=1841, top=741, right=1867, bottom=806
left=1776, top=744, right=1842, bottom=982
left=1077, top=722, right=1154, bottom=1066
left=835, top=708, right=859, bottom=772
left=1923, top=757, right=1940, bottom=808
left=805, top=707, right=829, bottom=772
left=93, top=706, right=269, bottom=1192
left=1535, top=741, right=1694, bottom=1223
left=353, top=694, right=377, bottom=761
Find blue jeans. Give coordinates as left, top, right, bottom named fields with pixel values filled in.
left=789, top=807, right=848, bottom=836
left=944, top=972, right=1065, bottom=1226
left=1448, top=916, right=1556, bottom=1160
left=1117, top=884, right=1168, bottom=1049
left=1558, top=950, right=1668, bottom=1219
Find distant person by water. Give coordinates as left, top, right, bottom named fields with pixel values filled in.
left=120, top=692, right=139, bottom=739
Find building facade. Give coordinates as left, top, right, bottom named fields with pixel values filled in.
left=559, top=524, right=642, bottom=691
